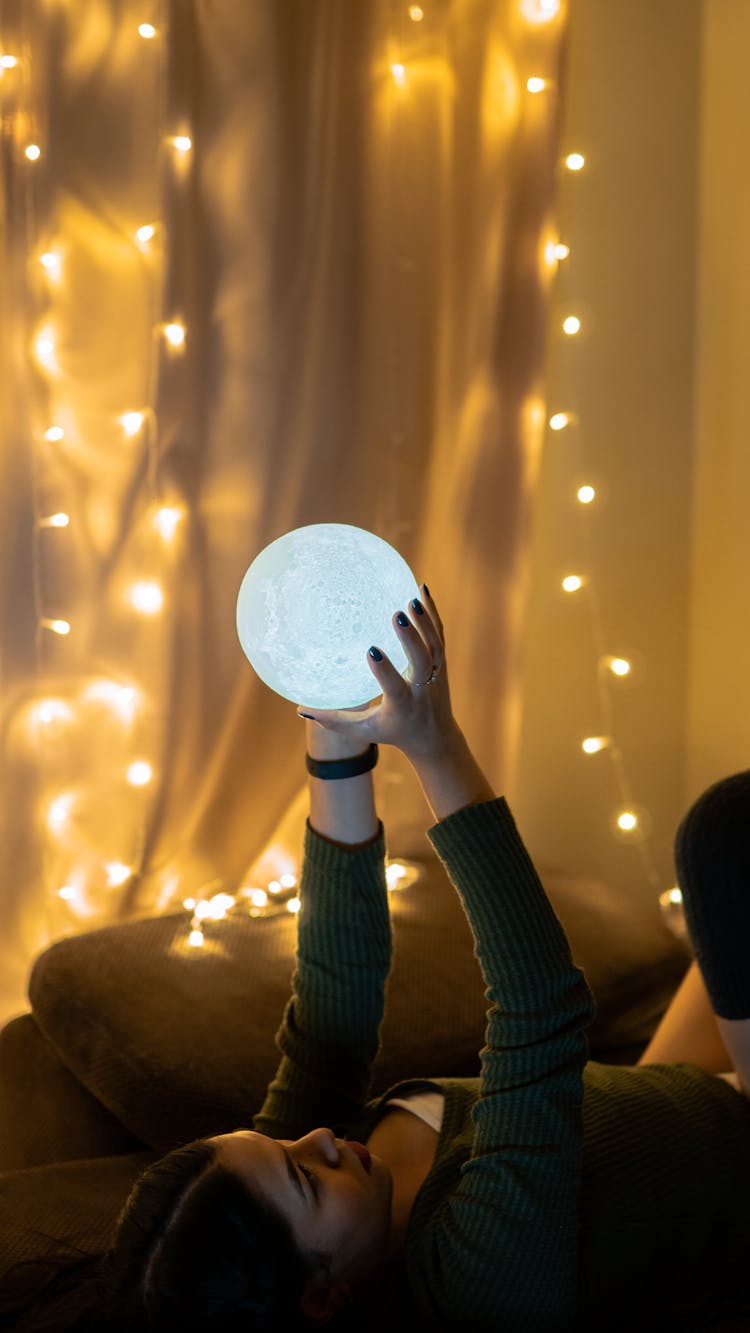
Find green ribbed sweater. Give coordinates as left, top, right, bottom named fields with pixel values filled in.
left=253, top=797, right=750, bottom=1331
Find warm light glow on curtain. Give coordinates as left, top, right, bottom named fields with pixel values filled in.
left=0, top=0, right=568, bottom=1025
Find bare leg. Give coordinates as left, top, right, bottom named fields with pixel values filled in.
left=638, top=959, right=733, bottom=1074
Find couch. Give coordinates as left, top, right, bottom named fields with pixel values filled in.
left=1, top=841, right=748, bottom=1328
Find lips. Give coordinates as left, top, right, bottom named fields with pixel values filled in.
left=347, top=1140, right=372, bottom=1174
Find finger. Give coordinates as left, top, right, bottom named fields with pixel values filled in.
left=367, top=643, right=412, bottom=698
left=407, top=595, right=443, bottom=660
left=418, top=584, right=445, bottom=643
left=393, top=608, right=434, bottom=680
left=296, top=705, right=374, bottom=730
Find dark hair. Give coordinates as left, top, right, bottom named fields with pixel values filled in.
left=0, top=1138, right=326, bottom=1332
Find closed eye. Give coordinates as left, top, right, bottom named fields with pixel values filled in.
left=298, top=1162, right=320, bottom=1200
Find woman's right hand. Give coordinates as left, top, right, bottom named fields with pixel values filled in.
left=297, top=585, right=461, bottom=763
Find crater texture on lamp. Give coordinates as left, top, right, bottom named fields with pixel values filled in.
left=236, top=524, right=421, bottom=709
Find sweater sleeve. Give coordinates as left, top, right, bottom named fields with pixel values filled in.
left=417, top=797, right=596, bottom=1332
left=253, top=817, right=391, bottom=1140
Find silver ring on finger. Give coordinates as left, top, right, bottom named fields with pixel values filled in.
left=413, top=662, right=441, bottom=688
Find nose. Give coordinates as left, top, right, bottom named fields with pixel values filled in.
left=303, top=1127, right=340, bottom=1165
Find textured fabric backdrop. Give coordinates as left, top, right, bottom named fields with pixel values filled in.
left=0, top=0, right=568, bottom=1024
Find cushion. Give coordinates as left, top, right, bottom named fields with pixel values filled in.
left=0, top=1014, right=143, bottom=1171
left=27, top=847, right=690, bottom=1154
left=0, top=1151, right=158, bottom=1279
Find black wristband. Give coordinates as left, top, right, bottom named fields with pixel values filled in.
left=305, top=744, right=379, bottom=781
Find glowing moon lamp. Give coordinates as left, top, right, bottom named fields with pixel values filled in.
left=236, top=523, right=421, bottom=710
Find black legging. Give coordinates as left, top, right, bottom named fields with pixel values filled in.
left=675, top=770, right=750, bottom=1021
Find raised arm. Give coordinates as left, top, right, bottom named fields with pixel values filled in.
left=252, top=723, right=391, bottom=1139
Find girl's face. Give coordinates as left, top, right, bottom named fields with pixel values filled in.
left=211, top=1127, right=393, bottom=1318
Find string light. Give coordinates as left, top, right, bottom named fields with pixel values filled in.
left=162, top=321, right=186, bottom=348
left=40, top=618, right=71, bottom=635
left=581, top=737, right=610, bottom=755
left=105, top=862, right=132, bottom=887
left=120, top=411, right=145, bottom=436
left=128, top=581, right=164, bottom=614
left=38, top=512, right=70, bottom=528
left=549, top=411, right=575, bottom=431
left=152, top=506, right=183, bottom=541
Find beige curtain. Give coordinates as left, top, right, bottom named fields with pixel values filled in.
left=0, top=0, right=568, bottom=1025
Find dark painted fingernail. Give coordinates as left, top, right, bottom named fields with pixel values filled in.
left=422, top=583, right=430, bottom=598
left=396, top=612, right=409, bottom=627
left=298, top=712, right=315, bottom=720
left=411, top=598, right=424, bottom=616
left=369, top=646, right=383, bottom=661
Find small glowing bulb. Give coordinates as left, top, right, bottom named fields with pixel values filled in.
left=577, top=485, right=596, bottom=504
left=194, top=901, right=213, bottom=922
left=25, top=144, right=42, bottom=161
left=562, top=315, right=581, bottom=335
left=562, top=575, right=585, bottom=593
left=47, top=794, right=74, bottom=832
left=106, top=862, right=132, bottom=886
left=279, top=873, right=297, bottom=889
left=138, top=23, right=157, bottom=38
left=667, top=887, right=683, bottom=904
left=35, top=699, right=71, bottom=725
left=127, top=760, right=153, bottom=787
left=82, top=680, right=138, bottom=721
left=58, top=886, right=77, bottom=900
left=34, top=330, right=58, bottom=373
left=188, top=929, right=204, bottom=948
left=45, top=427, right=64, bottom=441
left=608, top=657, right=631, bottom=677
left=1, top=54, right=19, bottom=68
left=582, top=737, right=609, bottom=754
left=287, top=897, right=301, bottom=914
left=247, top=888, right=268, bottom=908
left=617, top=811, right=638, bottom=832
left=136, top=224, right=156, bottom=243
left=41, top=618, right=71, bottom=635
left=171, top=136, right=192, bottom=153
left=527, top=77, right=547, bottom=93
left=554, top=242, right=570, bottom=260
left=408, top=5, right=424, bottom=18
left=163, top=322, right=186, bottom=348
left=39, top=512, right=70, bottom=528
left=39, top=251, right=62, bottom=280
left=391, top=64, right=406, bottom=86
left=120, top=412, right=145, bottom=436
left=549, top=412, right=572, bottom=431
left=268, top=880, right=282, bottom=895
left=129, top=581, right=164, bottom=614
left=565, top=152, right=585, bottom=171
left=182, top=897, right=196, bottom=910
left=153, top=507, right=182, bottom=541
